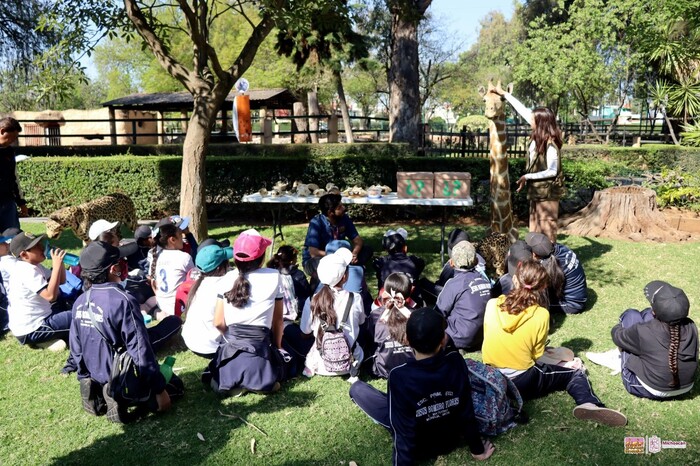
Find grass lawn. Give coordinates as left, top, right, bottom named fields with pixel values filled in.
left=1, top=221, right=699, bottom=465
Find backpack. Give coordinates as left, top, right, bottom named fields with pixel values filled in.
left=318, top=293, right=356, bottom=373
left=466, top=359, right=526, bottom=436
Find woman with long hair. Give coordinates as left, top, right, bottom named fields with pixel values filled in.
left=483, top=260, right=627, bottom=426
left=496, top=89, right=565, bottom=242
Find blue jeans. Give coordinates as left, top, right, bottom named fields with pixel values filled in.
left=18, top=310, right=72, bottom=345
left=0, top=199, right=20, bottom=231
left=618, top=308, right=661, bottom=399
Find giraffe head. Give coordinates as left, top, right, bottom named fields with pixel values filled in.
left=478, top=79, right=513, bottom=120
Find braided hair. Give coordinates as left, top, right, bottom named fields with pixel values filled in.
left=668, top=322, right=681, bottom=389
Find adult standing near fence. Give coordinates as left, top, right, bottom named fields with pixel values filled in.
left=494, top=89, right=564, bottom=243
left=0, top=117, right=28, bottom=231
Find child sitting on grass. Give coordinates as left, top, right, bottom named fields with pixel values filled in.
left=483, top=260, right=627, bottom=426
left=373, top=228, right=425, bottom=290
left=7, top=232, right=70, bottom=351
left=0, top=227, right=20, bottom=334
left=70, top=241, right=184, bottom=423
left=150, top=223, right=194, bottom=319
left=367, top=272, right=417, bottom=378
left=435, top=241, right=492, bottom=352
left=350, top=307, right=495, bottom=464
left=587, top=281, right=698, bottom=400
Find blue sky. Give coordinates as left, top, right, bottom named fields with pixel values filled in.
left=429, top=0, right=517, bottom=51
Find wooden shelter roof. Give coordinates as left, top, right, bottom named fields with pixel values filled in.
left=102, top=88, right=296, bottom=112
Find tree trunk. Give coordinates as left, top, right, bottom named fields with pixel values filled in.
left=307, top=89, right=320, bottom=144
left=292, top=102, right=309, bottom=143
left=560, top=186, right=689, bottom=242
left=180, top=95, right=218, bottom=242
left=388, top=12, right=420, bottom=146
left=334, top=69, right=354, bottom=143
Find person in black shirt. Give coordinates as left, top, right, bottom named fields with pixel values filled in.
left=350, top=307, right=494, bottom=465
left=0, top=118, right=28, bottom=231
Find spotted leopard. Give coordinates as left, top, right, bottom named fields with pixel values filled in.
left=45, top=193, right=137, bottom=244
left=476, top=232, right=511, bottom=279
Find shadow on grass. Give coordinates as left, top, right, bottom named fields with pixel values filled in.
left=47, top=369, right=319, bottom=466
left=560, top=337, right=593, bottom=354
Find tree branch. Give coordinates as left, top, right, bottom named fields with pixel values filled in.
left=226, top=14, right=274, bottom=81
left=123, top=0, right=197, bottom=92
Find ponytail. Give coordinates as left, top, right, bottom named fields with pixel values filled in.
left=311, top=285, right=337, bottom=348
left=149, top=245, right=160, bottom=280
left=668, top=322, right=681, bottom=389
left=266, top=245, right=297, bottom=273
left=382, top=272, right=413, bottom=344
left=386, top=302, right=409, bottom=345
left=501, top=260, right=549, bottom=315
left=224, top=257, right=263, bottom=307
left=150, top=223, right=179, bottom=280
left=540, top=255, right=564, bottom=299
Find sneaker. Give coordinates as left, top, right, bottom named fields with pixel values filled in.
left=103, top=384, right=130, bottom=424
left=585, top=348, right=621, bottom=374
left=80, top=378, right=106, bottom=416
left=36, top=339, right=67, bottom=352
left=573, top=403, right=627, bottom=427
left=302, top=366, right=314, bottom=378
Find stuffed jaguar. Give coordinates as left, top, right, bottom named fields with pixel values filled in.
left=45, top=193, right=137, bottom=244
left=475, top=232, right=512, bottom=279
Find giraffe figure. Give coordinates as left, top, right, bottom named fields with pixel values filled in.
left=478, top=79, right=518, bottom=243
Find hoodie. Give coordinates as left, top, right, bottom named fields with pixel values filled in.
left=482, top=295, right=550, bottom=371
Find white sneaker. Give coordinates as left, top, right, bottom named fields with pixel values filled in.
left=573, top=403, right=627, bottom=427
left=36, top=339, right=67, bottom=352
left=585, top=348, right=621, bottom=375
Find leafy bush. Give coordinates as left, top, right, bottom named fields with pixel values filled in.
left=648, top=170, right=700, bottom=211
left=681, top=121, right=700, bottom=147
left=456, top=115, right=490, bottom=132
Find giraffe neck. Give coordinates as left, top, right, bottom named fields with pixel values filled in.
left=487, top=114, right=513, bottom=237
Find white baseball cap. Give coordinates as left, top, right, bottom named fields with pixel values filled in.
left=317, top=248, right=353, bottom=287
left=88, top=219, right=119, bottom=241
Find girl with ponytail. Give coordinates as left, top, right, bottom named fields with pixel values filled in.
left=205, top=229, right=287, bottom=397
left=483, top=260, right=627, bottom=426
left=605, top=281, right=698, bottom=399
left=299, top=248, right=365, bottom=377
left=369, top=272, right=416, bottom=378
left=150, top=222, right=194, bottom=319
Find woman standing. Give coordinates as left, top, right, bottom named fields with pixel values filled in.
left=497, top=90, right=565, bottom=242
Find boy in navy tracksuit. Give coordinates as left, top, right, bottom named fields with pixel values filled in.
left=69, top=241, right=184, bottom=423
left=349, top=307, right=494, bottom=465
left=435, top=241, right=492, bottom=351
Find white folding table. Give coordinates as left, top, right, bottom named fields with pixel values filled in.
left=241, top=192, right=474, bottom=263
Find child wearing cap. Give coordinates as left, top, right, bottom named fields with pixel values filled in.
left=525, top=232, right=587, bottom=314
left=126, top=225, right=155, bottom=273
left=435, top=228, right=489, bottom=293
left=373, top=228, right=425, bottom=290
left=491, top=240, right=533, bottom=298
left=300, top=247, right=366, bottom=377
left=205, top=229, right=288, bottom=396
left=149, top=223, right=194, bottom=319
left=7, top=232, right=72, bottom=351
left=350, top=307, right=495, bottom=464
left=435, top=241, right=492, bottom=351
left=483, top=260, right=627, bottom=426
left=70, top=241, right=184, bottom=423
left=0, top=227, right=21, bottom=332
left=181, top=243, right=233, bottom=359
left=588, top=281, right=698, bottom=400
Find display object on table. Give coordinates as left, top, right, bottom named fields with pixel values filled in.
left=433, top=172, right=471, bottom=199
left=397, top=172, right=434, bottom=199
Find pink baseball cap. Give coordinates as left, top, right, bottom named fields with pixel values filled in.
left=233, top=229, right=272, bottom=261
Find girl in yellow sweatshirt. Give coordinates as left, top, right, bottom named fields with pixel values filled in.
left=482, top=260, right=626, bottom=427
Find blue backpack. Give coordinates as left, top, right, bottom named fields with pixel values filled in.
left=466, top=359, right=527, bottom=436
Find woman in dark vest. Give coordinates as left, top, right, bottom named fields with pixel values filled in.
left=496, top=90, right=565, bottom=242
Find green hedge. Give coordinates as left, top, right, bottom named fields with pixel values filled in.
left=17, top=143, right=700, bottom=219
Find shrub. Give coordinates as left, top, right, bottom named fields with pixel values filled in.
left=456, top=115, right=490, bottom=132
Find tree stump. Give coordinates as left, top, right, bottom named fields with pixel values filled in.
left=560, top=186, right=690, bottom=242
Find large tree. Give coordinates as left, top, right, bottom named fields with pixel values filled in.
left=51, top=0, right=356, bottom=240
left=386, top=0, right=432, bottom=146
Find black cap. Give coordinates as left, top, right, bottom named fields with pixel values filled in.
left=644, top=281, right=690, bottom=323
left=80, top=241, right=132, bottom=276
left=525, top=232, right=553, bottom=258
left=199, top=238, right=231, bottom=249
left=10, top=232, right=46, bottom=257
left=406, top=307, right=446, bottom=354
left=447, top=229, right=470, bottom=256
left=134, top=225, right=153, bottom=240
left=507, top=240, right=533, bottom=276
